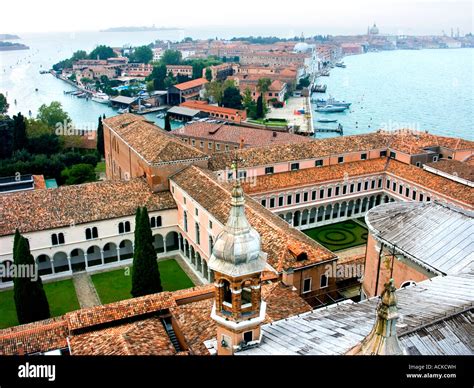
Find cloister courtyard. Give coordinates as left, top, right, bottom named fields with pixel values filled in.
left=0, top=258, right=194, bottom=329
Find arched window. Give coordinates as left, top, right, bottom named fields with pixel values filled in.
left=150, top=217, right=156, bottom=228
left=51, top=234, right=58, bottom=246
left=85, top=228, right=92, bottom=240
left=118, top=222, right=124, bottom=234
left=156, top=216, right=162, bottom=227
left=58, top=233, right=65, bottom=244
left=124, top=221, right=131, bottom=232
left=241, top=280, right=252, bottom=306
left=92, top=227, right=98, bottom=239
left=222, top=280, right=232, bottom=305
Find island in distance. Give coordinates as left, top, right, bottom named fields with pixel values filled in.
left=0, top=34, right=20, bottom=40
left=0, top=41, right=29, bottom=51
left=100, top=25, right=182, bottom=32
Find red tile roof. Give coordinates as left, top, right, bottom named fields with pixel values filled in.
left=175, top=122, right=311, bottom=148
left=180, top=101, right=244, bottom=116
left=0, top=178, right=177, bottom=237
left=173, top=78, right=208, bottom=91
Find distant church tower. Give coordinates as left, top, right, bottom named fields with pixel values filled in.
left=209, top=162, right=267, bottom=356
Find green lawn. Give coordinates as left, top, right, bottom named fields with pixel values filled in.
left=0, top=279, right=79, bottom=329
left=303, top=220, right=368, bottom=252
left=91, top=259, right=194, bottom=304
left=247, top=118, right=288, bottom=128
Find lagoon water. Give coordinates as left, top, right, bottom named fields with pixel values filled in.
left=1, top=31, right=473, bottom=138
left=312, top=48, right=473, bottom=140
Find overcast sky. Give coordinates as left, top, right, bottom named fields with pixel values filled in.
left=2, top=0, right=472, bottom=36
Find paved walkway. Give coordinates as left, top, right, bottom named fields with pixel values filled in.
left=72, top=272, right=102, bottom=308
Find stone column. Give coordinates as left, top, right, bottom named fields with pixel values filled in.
left=100, top=249, right=104, bottom=266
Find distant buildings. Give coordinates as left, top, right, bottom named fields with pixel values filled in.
left=167, top=78, right=208, bottom=105
left=166, top=65, right=193, bottom=78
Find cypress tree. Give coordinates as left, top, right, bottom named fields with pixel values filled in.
left=96, top=116, right=105, bottom=158
left=131, top=207, right=162, bottom=297
left=256, top=95, right=264, bottom=119
left=13, top=233, right=50, bottom=324
left=12, top=112, right=28, bottom=151
left=164, top=114, right=171, bottom=132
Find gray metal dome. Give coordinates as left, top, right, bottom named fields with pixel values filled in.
left=208, top=178, right=267, bottom=277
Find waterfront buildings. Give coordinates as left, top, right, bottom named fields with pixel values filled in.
left=167, top=78, right=208, bottom=105
left=178, top=100, right=247, bottom=124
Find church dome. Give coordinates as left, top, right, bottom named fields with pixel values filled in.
left=208, top=177, right=267, bottom=277
left=294, top=42, right=311, bottom=53
left=369, top=23, right=379, bottom=35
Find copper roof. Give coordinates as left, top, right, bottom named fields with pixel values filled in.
left=171, top=166, right=337, bottom=271
left=0, top=178, right=177, bottom=236
left=103, top=114, right=207, bottom=164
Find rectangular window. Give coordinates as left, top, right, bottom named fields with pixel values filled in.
left=364, top=181, right=369, bottom=191
left=208, top=142, right=212, bottom=149
left=327, top=188, right=332, bottom=197
left=361, top=153, right=367, bottom=160
left=427, top=196, right=431, bottom=201
left=265, top=166, right=274, bottom=175
left=386, top=179, right=390, bottom=189
left=319, top=189, right=324, bottom=199
left=315, top=159, right=323, bottom=167
left=419, top=194, right=424, bottom=201
left=320, top=274, right=328, bottom=288
left=371, top=180, right=375, bottom=189
left=343, top=185, right=347, bottom=195
left=357, top=182, right=361, bottom=192
left=399, top=185, right=403, bottom=194
left=303, top=192, right=308, bottom=202
left=295, top=193, right=301, bottom=203
left=195, top=208, right=199, bottom=216
left=380, top=150, right=387, bottom=157
left=311, top=191, right=316, bottom=201
left=200, top=141, right=204, bottom=148
left=335, top=186, right=340, bottom=196
left=350, top=184, right=354, bottom=193
left=238, top=171, right=247, bottom=179
left=390, top=151, right=396, bottom=159
left=405, top=188, right=410, bottom=197
left=195, top=223, right=200, bottom=245
left=378, top=179, right=382, bottom=188
left=291, top=162, right=300, bottom=171
left=392, top=182, right=397, bottom=191
left=216, top=143, right=221, bottom=150
left=227, top=171, right=233, bottom=180
left=287, top=195, right=292, bottom=205
left=270, top=198, right=275, bottom=208
left=412, top=191, right=417, bottom=200
left=261, top=199, right=267, bottom=207
left=243, top=331, right=253, bottom=343
left=278, top=196, right=284, bottom=207
left=209, top=220, right=213, bottom=229
left=303, top=278, right=312, bottom=293
left=338, top=156, right=344, bottom=164
left=191, top=139, right=195, bottom=146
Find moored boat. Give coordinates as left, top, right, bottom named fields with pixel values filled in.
left=91, top=92, right=110, bottom=104
left=315, top=105, right=348, bottom=113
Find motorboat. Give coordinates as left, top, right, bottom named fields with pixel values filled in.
left=317, top=118, right=338, bottom=123
left=315, top=105, right=348, bottom=113
left=91, top=92, right=110, bottom=104
left=315, top=97, right=351, bottom=108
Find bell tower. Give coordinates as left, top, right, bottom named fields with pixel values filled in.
left=209, top=159, right=267, bottom=355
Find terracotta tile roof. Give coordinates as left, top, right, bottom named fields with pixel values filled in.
left=386, top=159, right=474, bottom=206
left=180, top=101, right=244, bottom=116
left=0, top=178, right=176, bottom=237
left=173, top=78, right=208, bottom=91
left=69, top=317, right=176, bottom=355
left=175, top=122, right=311, bottom=148
left=268, top=79, right=286, bottom=91
left=170, top=282, right=311, bottom=355
left=424, top=159, right=474, bottom=182
left=243, top=158, right=388, bottom=194
left=66, top=292, right=176, bottom=331
left=0, top=317, right=68, bottom=355
left=261, top=282, right=312, bottom=322
left=209, top=132, right=391, bottom=170
left=171, top=166, right=337, bottom=272
left=208, top=130, right=474, bottom=171
left=103, top=114, right=207, bottom=164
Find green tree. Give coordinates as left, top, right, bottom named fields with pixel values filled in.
left=0, top=93, right=8, bottom=114
left=242, top=88, right=257, bottom=118
left=37, top=101, right=70, bottom=129
left=72, top=50, right=88, bottom=61
left=222, top=86, right=243, bottom=109
left=257, top=78, right=272, bottom=93
left=61, top=163, right=96, bottom=185
left=131, top=45, right=153, bottom=64
left=12, top=113, right=28, bottom=151
left=96, top=116, right=105, bottom=158
left=131, top=207, right=162, bottom=297
left=147, top=64, right=167, bottom=90
left=160, top=50, right=182, bottom=65
left=164, top=114, right=171, bottom=131
left=13, top=231, right=50, bottom=325
left=205, top=67, right=212, bottom=81
left=89, top=45, right=116, bottom=60
left=256, top=95, right=264, bottom=119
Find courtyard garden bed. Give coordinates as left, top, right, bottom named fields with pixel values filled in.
left=303, top=220, right=368, bottom=251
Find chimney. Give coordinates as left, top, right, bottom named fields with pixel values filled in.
left=240, top=137, right=245, bottom=149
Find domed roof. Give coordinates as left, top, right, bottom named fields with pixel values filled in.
left=208, top=177, right=267, bottom=277
left=369, top=23, right=379, bottom=35
left=294, top=42, right=311, bottom=53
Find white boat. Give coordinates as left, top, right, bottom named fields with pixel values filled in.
left=315, top=105, right=348, bottom=113
left=91, top=92, right=110, bottom=104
